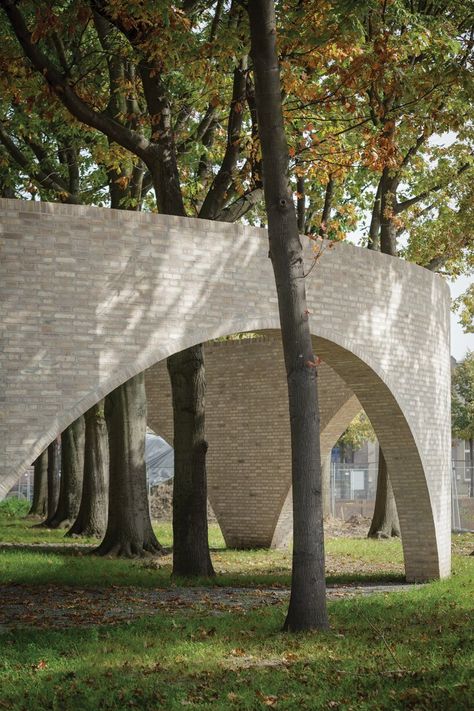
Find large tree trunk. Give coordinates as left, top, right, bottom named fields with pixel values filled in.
left=28, top=450, right=48, bottom=517
left=46, top=416, right=85, bottom=529
left=248, top=0, right=328, bottom=632
left=67, top=401, right=108, bottom=538
left=94, top=373, right=164, bottom=557
left=368, top=448, right=400, bottom=539
left=168, top=345, right=215, bottom=578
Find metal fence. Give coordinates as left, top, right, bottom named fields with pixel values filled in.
left=451, top=460, right=474, bottom=531
left=330, top=461, right=474, bottom=532
left=5, top=460, right=474, bottom=532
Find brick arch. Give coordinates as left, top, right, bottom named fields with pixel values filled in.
left=145, top=336, right=361, bottom=554
left=0, top=198, right=450, bottom=581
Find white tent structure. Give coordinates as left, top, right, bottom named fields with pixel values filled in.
left=145, top=432, right=174, bottom=486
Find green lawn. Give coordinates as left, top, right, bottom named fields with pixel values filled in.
left=0, top=503, right=405, bottom=588
left=1, top=503, right=473, bottom=710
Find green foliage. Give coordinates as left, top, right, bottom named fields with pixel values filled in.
left=454, top=285, right=474, bottom=334
left=452, top=352, right=474, bottom=441
left=338, top=412, right=376, bottom=451
left=0, top=497, right=30, bottom=518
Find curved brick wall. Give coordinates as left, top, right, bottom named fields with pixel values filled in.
left=0, top=198, right=451, bottom=581
left=145, top=337, right=361, bottom=550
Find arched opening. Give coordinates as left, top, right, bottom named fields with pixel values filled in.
left=1, top=325, right=449, bottom=583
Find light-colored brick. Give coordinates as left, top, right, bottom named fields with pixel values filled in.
left=0, top=198, right=451, bottom=581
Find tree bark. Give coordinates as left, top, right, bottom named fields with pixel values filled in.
left=368, top=448, right=400, bottom=539
left=368, top=178, right=382, bottom=250
left=379, top=168, right=398, bottom=257
left=94, top=373, right=164, bottom=557
left=297, top=174, right=305, bottom=233
left=28, top=450, right=48, bottom=517
left=168, top=345, right=215, bottom=577
left=318, top=176, right=334, bottom=238
left=67, top=401, right=108, bottom=538
left=47, top=416, right=85, bottom=529
left=40, top=438, right=60, bottom=526
left=248, top=0, right=328, bottom=632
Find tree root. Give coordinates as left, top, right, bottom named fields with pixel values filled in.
left=91, top=538, right=165, bottom=558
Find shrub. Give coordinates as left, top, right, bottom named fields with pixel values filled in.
left=0, top=497, right=30, bottom=518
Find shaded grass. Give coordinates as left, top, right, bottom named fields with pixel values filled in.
left=1, top=511, right=473, bottom=709
left=0, top=560, right=472, bottom=710
left=0, top=514, right=406, bottom=588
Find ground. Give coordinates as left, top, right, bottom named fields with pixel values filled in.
left=0, top=501, right=472, bottom=710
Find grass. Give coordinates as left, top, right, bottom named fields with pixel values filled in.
left=0, top=507, right=405, bottom=588
left=0, top=505, right=473, bottom=710
left=0, top=561, right=473, bottom=710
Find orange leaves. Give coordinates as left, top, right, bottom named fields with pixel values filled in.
left=32, top=659, right=48, bottom=671
left=256, top=691, right=279, bottom=707
left=114, top=175, right=130, bottom=191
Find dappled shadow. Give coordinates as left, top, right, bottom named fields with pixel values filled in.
left=0, top=199, right=451, bottom=582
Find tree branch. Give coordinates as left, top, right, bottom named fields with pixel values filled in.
left=395, top=159, right=472, bottom=213
left=0, top=0, right=152, bottom=161
left=199, top=58, right=248, bottom=220
left=215, top=187, right=263, bottom=222
left=0, top=122, right=76, bottom=200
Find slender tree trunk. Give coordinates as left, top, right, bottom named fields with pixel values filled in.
left=248, top=0, right=328, bottom=632
left=368, top=178, right=382, bottom=251
left=296, top=174, right=305, bottom=233
left=318, top=176, right=334, bottom=238
left=379, top=168, right=398, bottom=257
left=28, top=450, right=48, bottom=517
left=94, top=373, right=164, bottom=557
left=168, top=345, right=215, bottom=577
left=47, top=416, right=85, bottom=529
left=39, top=438, right=60, bottom=526
left=67, top=401, right=108, bottom=538
left=368, top=448, right=400, bottom=539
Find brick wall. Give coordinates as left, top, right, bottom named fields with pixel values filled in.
left=0, top=198, right=451, bottom=581
left=145, top=336, right=360, bottom=548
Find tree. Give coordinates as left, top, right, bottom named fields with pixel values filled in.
left=0, top=0, right=264, bottom=573
left=367, top=450, right=400, bottom=538
left=28, top=450, right=47, bottom=517
left=67, top=402, right=108, bottom=538
left=337, top=411, right=375, bottom=464
left=454, top=286, right=474, bottom=335
left=168, top=347, right=214, bottom=577
left=247, top=0, right=328, bottom=632
left=94, top=373, right=163, bottom=557
left=42, top=437, right=60, bottom=527
left=452, top=352, right=474, bottom=497
left=46, top=415, right=85, bottom=529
